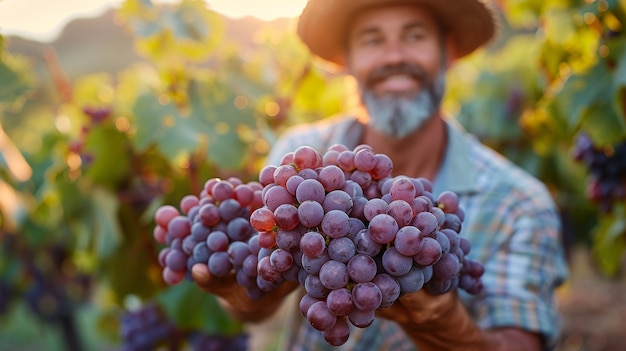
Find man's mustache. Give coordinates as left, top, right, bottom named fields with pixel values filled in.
left=366, top=63, right=429, bottom=88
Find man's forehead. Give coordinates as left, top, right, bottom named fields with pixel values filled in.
left=348, top=4, right=439, bottom=35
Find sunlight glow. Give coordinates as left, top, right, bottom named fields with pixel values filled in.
left=0, top=0, right=308, bottom=42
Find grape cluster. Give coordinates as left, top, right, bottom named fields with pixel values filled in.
left=248, top=144, right=484, bottom=346
left=152, top=143, right=485, bottom=347
left=188, top=332, right=248, bottom=351
left=119, top=303, right=178, bottom=351
left=573, top=133, right=626, bottom=213
left=154, top=177, right=266, bottom=296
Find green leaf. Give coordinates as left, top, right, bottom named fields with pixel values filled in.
left=0, top=52, right=33, bottom=111
left=102, top=235, right=158, bottom=301
left=612, top=39, right=626, bottom=122
left=118, top=0, right=223, bottom=62
left=91, top=187, right=123, bottom=259
left=83, top=125, right=132, bottom=188
left=503, top=0, right=543, bottom=28
left=133, top=75, right=258, bottom=170
left=579, top=95, right=626, bottom=145
left=156, top=282, right=243, bottom=335
left=592, top=203, right=626, bottom=276
left=554, top=61, right=626, bottom=144
left=132, top=92, right=199, bottom=161
left=189, top=79, right=257, bottom=170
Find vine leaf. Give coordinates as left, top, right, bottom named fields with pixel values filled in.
left=156, top=282, right=243, bottom=334
left=592, top=202, right=626, bottom=276
left=91, top=187, right=123, bottom=259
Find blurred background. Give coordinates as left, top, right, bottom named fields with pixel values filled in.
left=0, top=0, right=625, bottom=350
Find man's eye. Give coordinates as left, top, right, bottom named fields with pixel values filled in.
left=407, top=32, right=424, bottom=41
left=362, top=37, right=381, bottom=46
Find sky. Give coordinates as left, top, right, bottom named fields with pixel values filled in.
left=0, top=0, right=308, bottom=42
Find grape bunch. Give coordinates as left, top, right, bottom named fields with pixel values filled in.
left=572, top=133, right=626, bottom=213
left=188, top=332, right=248, bottom=351
left=248, top=144, right=484, bottom=346
left=153, top=177, right=265, bottom=299
left=119, top=303, right=179, bottom=351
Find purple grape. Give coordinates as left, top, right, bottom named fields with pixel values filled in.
left=300, top=294, right=322, bottom=318
left=307, top=300, right=337, bottom=331
left=276, top=229, right=301, bottom=252
left=322, top=317, right=351, bottom=346
left=269, top=248, right=294, bottom=272
left=347, top=307, right=375, bottom=328
left=165, top=249, right=187, bottom=271
left=326, top=288, right=354, bottom=316
left=353, top=229, right=382, bottom=256
left=321, top=210, right=350, bottom=239
left=274, top=203, right=299, bottom=231
left=396, top=265, right=425, bottom=293
left=300, top=231, right=326, bottom=258
left=347, top=254, right=377, bottom=283
left=412, top=211, right=438, bottom=237
left=317, top=165, right=346, bottom=191
left=387, top=200, right=414, bottom=227
left=301, top=251, right=330, bottom=274
left=327, top=237, right=356, bottom=263
left=319, top=260, right=349, bottom=290
left=322, top=190, right=354, bottom=213
left=368, top=214, right=398, bottom=244
left=413, top=236, right=442, bottom=266
left=389, top=176, right=416, bottom=203
left=305, top=274, right=330, bottom=299
left=381, top=247, right=413, bottom=276
left=363, top=198, right=389, bottom=221
left=352, top=282, right=382, bottom=311
left=208, top=251, right=232, bottom=277
left=372, top=273, right=401, bottom=308
left=295, top=179, right=326, bottom=204
left=394, top=225, right=424, bottom=256
left=298, top=200, right=325, bottom=228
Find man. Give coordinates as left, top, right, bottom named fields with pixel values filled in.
left=192, top=0, right=569, bottom=350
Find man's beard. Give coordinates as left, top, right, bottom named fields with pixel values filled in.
left=361, top=63, right=445, bottom=138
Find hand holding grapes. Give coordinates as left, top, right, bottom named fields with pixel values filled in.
left=153, top=144, right=485, bottom=345
left=191, top=263, right=299, bottom=322
left=374, top=286, right=456, bottom=325
left=375, top=288, right=487, bottom=351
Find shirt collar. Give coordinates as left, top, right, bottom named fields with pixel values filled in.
left=334, top=116, right=479, bottom=196
left=432, top=119, right=479, bottom=196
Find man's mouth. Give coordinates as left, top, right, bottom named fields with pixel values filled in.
left=373, top=74, right=419, bottom=94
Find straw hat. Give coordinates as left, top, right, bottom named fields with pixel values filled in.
left=297, top=0, right=497, bottom=65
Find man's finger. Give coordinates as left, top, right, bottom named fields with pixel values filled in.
left=191, top=263, right=212, bottom=287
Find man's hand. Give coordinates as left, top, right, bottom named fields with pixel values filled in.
left=191, top=263, right=299, bottom=323
left=375, top=288, right=457, bottom=325
left=375, top=289, right=543, bottom=351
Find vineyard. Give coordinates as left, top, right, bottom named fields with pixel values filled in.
left=0, top=0, right=625, bottom=350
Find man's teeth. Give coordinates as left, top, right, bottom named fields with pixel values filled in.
left=386, top=74, right=412, bottom=81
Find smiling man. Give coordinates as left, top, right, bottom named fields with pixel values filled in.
left=192, top=1, right=569, bottom=350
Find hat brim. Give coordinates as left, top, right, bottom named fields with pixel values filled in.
left=297, top=0, right=497, bottom=66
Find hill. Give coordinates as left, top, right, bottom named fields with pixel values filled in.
left=4, top=7, right=294, bottom=82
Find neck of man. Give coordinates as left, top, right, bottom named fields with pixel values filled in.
left=360, top=112, right=447, bottom=181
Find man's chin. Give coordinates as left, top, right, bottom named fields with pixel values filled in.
left=363, top=96, right=433, bottom=138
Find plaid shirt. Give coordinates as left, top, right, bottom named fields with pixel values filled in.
left=260, top=116, right=568, bottom=351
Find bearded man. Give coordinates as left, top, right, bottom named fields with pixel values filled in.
left=192, top=1, right=569, bottom=350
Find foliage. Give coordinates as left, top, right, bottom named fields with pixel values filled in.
left=0, top=0, right=625, bottom=349
left=448, top=0, right=626, bottom=275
